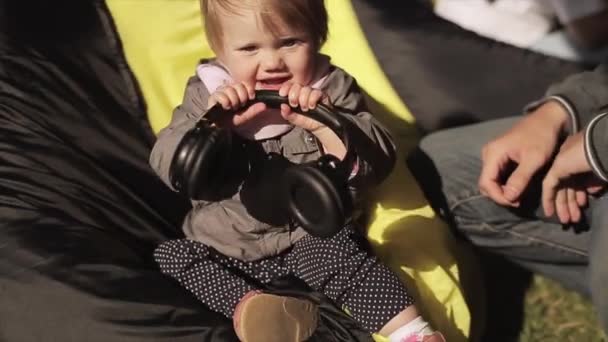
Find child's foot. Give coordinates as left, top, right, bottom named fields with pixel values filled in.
left=233, top=291, right=319, bottom=342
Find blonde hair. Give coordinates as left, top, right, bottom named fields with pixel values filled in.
left=200, top=0, right=328, bottom=51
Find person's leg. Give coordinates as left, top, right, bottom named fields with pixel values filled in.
left=589, top=196, right=608, bottom=334
left=414, top=118, right=591, bottom=294
left=287, top=226, right=413, bottom=333
left=154, top=239, right=318, bottom=342
left=154, top=239, right=259, bottom=318
left=286, top=226, right=445, bottom=341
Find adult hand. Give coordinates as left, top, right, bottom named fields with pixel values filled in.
left=542, top=131, right=605, bottom=223
left=479, top=101, right=570, bottom=206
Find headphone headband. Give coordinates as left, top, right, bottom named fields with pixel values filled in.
left=204, top=90, right=355, bottom=177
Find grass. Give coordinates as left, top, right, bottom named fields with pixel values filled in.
left=519, top=275, right=605, bottom=342
left=473, top=253, right=606, bottom=341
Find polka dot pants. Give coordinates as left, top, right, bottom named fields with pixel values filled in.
left=154, top=226, right=414, bottom=332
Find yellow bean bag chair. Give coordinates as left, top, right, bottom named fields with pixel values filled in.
left=107, top=1, right=473, bottom=341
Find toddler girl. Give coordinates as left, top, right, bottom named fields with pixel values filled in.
left=151, top=1, right=445, bottom=341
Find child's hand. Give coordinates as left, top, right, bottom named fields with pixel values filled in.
left=279, top=83, right=346, bottom=160
left=278, top=83, right=331, bottom=133
left=207, top=82, right=267, bottom=128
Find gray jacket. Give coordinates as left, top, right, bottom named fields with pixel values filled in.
left=150, top=62, right=396, bottom=261
left=526, top=63, right=608, bottom=182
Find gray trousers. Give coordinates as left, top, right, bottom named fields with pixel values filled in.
left=416, top=117, right=608, bottom=334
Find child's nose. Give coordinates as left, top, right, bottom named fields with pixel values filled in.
left=262, top=51, right=285, bottom=71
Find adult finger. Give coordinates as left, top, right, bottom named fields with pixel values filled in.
left=575, top=189, right=588, bottom=208
left=554, top=188, right=570, bottom=224
left=478, top=150, right=513, bottom=206
left=542, top=172, right=560, bottom=217
left=502, top=152, right=544, bottom=202
left=584, top=176, right=606, bottom=195
left=566, top=187, right=581, bottom=223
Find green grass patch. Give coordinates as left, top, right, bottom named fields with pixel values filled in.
left=520, top=275, right=605, bottom=342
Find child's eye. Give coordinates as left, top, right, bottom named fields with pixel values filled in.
left=238, top=45, right=258, bottom=52
left=281, top=39, right=299, bottom=47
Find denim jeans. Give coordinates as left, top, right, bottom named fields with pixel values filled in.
left=415, top=117, right=608, bottom=334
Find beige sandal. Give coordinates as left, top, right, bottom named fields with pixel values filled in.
left=233, top=291, right=319, bottom=342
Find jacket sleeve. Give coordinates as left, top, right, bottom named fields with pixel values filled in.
left=523, top=63, right=608, bottom=182
left=544, top=63, right=608, bottom=130
left=543, top=63, right=608, bottom=182
left=149, top=76, right=210, bottom=190
left=321, top=67, right=397, bottom=189
left=584, top=111, right=608, bottom=182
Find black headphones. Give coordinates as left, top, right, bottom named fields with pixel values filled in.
left=169, top=90, right=356, bottom=238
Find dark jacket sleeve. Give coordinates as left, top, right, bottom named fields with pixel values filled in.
left=542, top=63, right=608, bottom=182
left=322, top=67, right=397, bottom=188
left=522, top=64, right=608, bottom=181
left=545, top=63, right=608, bottom=129
left=149, top=76, right=210, bottom=190
left=584, top=111, right=608, bottom=182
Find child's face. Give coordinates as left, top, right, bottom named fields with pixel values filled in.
left=214, top=9, right=318, bottom=90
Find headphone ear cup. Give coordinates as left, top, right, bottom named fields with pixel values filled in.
left=282, top=164, right=344, bottom=238
left=171, top=122, right=233, bottom=200
left=188, top=128, right=233, bottom=200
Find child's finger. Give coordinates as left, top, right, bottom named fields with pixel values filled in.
left=222, top=87, right=241, bottom=108
left=243, top=82, right=256, bottom=100
left=308, top=89, right=323, bottom=109
left=212, top=93, right=231, bottom=110
left=233, top=83, right=250, bottom=105
left=298, top=87, right=312, bottom=111
left=288, top=83, right=301, bottom=107
left=280, top=103, right=292, bottom=117
left=278, top=83, right=292, bottom=97
left=233, top=102, right=267, bottom=126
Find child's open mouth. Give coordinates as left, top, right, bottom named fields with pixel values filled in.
left=257, top=76, right=291, bottom=90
